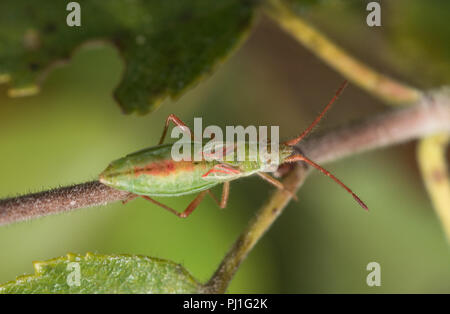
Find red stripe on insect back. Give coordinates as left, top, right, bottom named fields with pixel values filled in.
left=133, top=160, right=194, bottom=177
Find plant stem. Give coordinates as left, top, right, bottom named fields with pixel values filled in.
left=265, top=0, right=422, bottom=105
left=0, top=181, right=130, bottom=225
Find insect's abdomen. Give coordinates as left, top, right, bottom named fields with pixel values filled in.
left=99, top=144, right=218, bottom=196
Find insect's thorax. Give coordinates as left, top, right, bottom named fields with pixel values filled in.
left=198, top=141, right=294, bottom=178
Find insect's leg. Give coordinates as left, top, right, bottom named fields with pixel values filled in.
left=220, top=181, right=230, bottom=208
left=207, top=181, right=230, bottom=209
left=122, top=193, right=138, bottom=204
left=284, top=80, right=348, bottom=146
left=284, top=154, right=368, bottom=210
left=158, top=114, right=194, bottom=145
left=140, top=191, right=208, bottom=218
left=257, top=172, right=298, bottom=201
left=178, top=191, right=209, bottom=218
left=202, top=164, right=240, bottom=178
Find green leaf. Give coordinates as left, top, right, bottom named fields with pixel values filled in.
left=0, top=0, right=258, bottom=114
left=0, top=253, right=203, bottom=294
left=387, top=0, right=450, bottom=85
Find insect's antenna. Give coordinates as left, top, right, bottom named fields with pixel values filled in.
left=284, top=80, right=349, bottom=146
left=284, top=153, right=368, bottom=211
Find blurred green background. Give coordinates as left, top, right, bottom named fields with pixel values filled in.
left=1, top=1, right=449, bottom=293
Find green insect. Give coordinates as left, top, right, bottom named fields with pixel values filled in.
left=99, top=81, right=367, bottom=218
